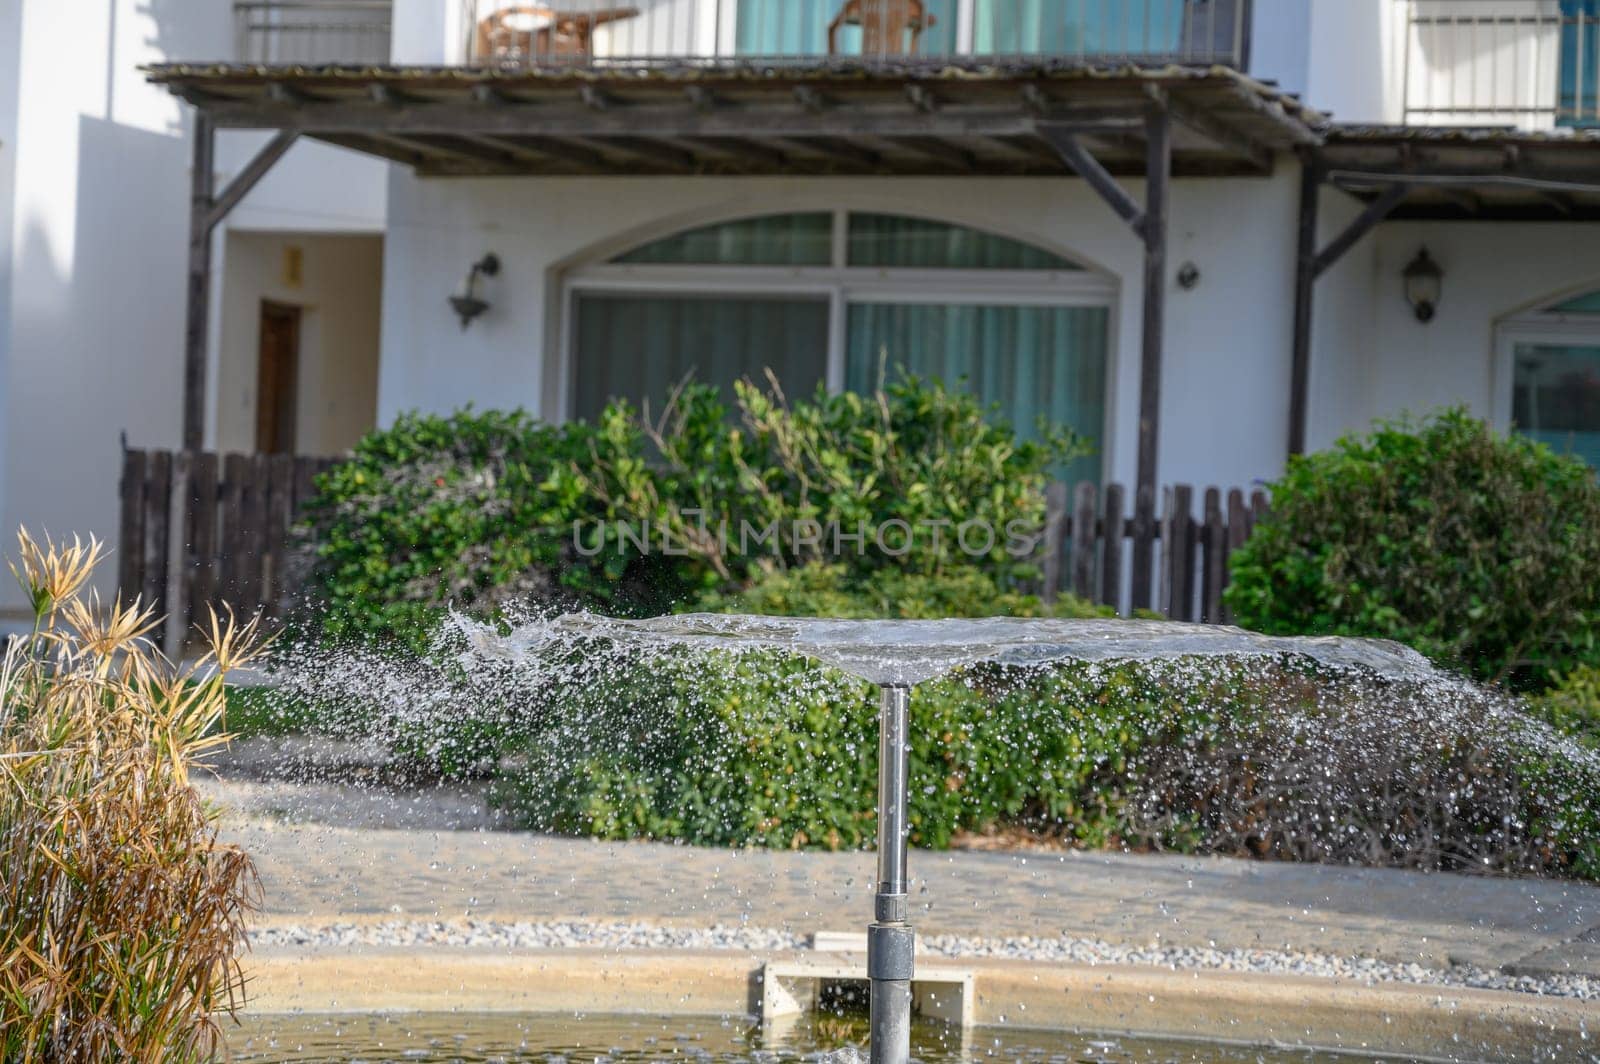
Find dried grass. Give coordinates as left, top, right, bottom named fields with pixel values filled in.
left=0, top=530, right=264, bottom=1062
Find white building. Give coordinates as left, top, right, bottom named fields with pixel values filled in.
left=2, top=1, right=1599, bottom=621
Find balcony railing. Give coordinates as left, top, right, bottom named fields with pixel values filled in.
left=458, top=0, right=1251, bottom=70
left=1402, top=0, right=1598, bottom=128
left=235, top=1, right=393, bottom=65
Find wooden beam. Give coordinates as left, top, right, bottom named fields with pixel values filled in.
left=1165, top=95, right=1273, bottom=172
left=885, top=136, right=973, bottom=171
left=457, top=133, right=607, bottom=170
left=183, top=115, right=215, bottom=451
left=747, top=135, right=877, bottom=173
left=1289, top=158, right=1320, bottom=458
left=1312, top=183, right=1407, bottom=278
left=1036, top=122, right=1146, bottom=236
left=203, top=130, right=300, bottom=232
left=199, top=100, right=1044, bottom=140
left=687, top=136, right=788, bottom=169
left=905, top=85, right=939, bottom=113
left=601, top=135, right=697, bottom=172
left=1539, top=189, right=1576, bottom=216
left=794, top=85, right=828, bottom=112
left=364, top=132, right=521, bottom=173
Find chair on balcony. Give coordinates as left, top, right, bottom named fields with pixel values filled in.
left=828, top=0, right=936, bottom=58
left=473, top=5, right=640, bottom=64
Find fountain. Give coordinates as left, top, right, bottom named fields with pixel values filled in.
left=463, top=612, right=1449, bottom=1064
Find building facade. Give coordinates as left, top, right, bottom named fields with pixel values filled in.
left=5, top=1, right=1600, bottom=614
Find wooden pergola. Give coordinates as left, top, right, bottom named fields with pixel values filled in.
left=148, top=59, right=1324, bottom=608
left=1288, top=126, right=1600, bottom=455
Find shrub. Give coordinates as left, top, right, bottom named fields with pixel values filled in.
left=1529, top=665, right=1600, bottom=749
left=564, top=374, right=1085, bottom=590
left=693, top=562, right=1115, bottom=620
left=1224, top=409, right=1600, bottom=689
left=490, top=562, right=1600, bottom=880
left=298, top=408, right=687, bottom=651
left=0, top=532, right=263, bottom=1061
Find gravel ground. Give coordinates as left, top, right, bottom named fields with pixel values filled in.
left=249, top=918, right=1600, bottom=1002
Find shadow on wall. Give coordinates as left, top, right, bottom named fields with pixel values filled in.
left=1, top=115, right=186, bottom=610
left=138, top=0, right=235, bottom=135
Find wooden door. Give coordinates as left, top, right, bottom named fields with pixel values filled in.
left=256, top=301, right=301, bottom=455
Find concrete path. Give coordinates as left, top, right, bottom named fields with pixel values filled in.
left=198, top=774, right=1600, bottom=979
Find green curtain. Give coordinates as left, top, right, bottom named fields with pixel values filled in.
left=973, top=0, right=1185, bottom=57
left=846, top=302, right=1109, bottom=483
left=736, top=0, right=958, bottom=56
left=574, top=294, right=829, bottom=421
left=1513, top=342, right=1600, bottom=470
left=849, top=212, right=1081, bottom=270
left=614, top=213, right=833, bottom=266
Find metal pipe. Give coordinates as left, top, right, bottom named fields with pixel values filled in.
left=869, top=684, right=913, bottom=1064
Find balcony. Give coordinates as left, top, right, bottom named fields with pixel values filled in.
left=1402, top=0, right=1598, bottom=128
left=235, top=1, right=393, bottom=65
left=456, top=0, right=1251, bottom=70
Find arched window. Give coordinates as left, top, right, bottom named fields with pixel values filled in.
left=565, top=210, right=1114, bottom=483
left=1503, top=287, right=1600, bottom=469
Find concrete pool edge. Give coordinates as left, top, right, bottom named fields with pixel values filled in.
left=241, top=946, right=1597, bottom=1061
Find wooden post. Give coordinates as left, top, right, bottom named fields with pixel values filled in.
left=1136, top=105, right=1171, bottom=504
left=184, top=116, right=215, bottom=452
left=1289, top=155, right=1320, bottom=457
left=164, top=451, right=193, bottom=660
left=141, top=451, right=173, bottom=619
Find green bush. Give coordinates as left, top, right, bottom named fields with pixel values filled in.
left=562, top=374, right=1084, bottom=590
left=493, top=563, right=1600, bottom=880
left=1224, top=409, right=1600, bottom=690
left=297, top=408, right=685, bottom=651
left=1529, top=666, right=1600, bottom=749
left=694, top=562, right=1115, bottom=620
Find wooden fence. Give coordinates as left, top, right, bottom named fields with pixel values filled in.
left=119, top=446, right=1270, bottom=651
left=1035, top=481, right=1270, bottom=622
left=118, top=448, right=340, bottom=652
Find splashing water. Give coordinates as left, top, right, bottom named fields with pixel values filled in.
left=463, top=612, right=1443, bottom=687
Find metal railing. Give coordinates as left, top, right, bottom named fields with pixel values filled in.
left=458, top=0, right=1251, bottom=70
left=1402, top=0, right=1598, bottom=128
left=234, top=1, right=393, bottom=65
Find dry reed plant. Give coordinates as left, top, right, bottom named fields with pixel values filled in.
left=0, top=530, right=264, bottom=1062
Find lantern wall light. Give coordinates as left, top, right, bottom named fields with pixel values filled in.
left=450, top=253, right=501, bottom=330
left=1403, top=248, right=1443, bottom=323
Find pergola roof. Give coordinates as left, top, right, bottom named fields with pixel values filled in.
left=145, top=61, right=1325, bottom=178
left=1321, top=126, right=1600, bottom=222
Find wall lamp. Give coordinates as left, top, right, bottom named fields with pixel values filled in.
left=450, top=253, right=501, bottom=330
left=1403, top=248, right=1443, bottom=323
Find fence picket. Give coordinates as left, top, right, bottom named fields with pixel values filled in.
left=1070, top=481, right=1097, bottom=601
left=117, top=449, right=147, bottom=610
left=1202, top=487, right=1226, bottom=624
left=1040, top=481, right=1068, bottom=602
left=1099, top=483, right=1124, bottom=613
left=140, top=451, right=172, bottom=618
left=1130, top=484, right=1157, bottom=611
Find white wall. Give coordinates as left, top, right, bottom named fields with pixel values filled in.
left=0, top=0, right=389, bottom=616
left=378, top=168, right=1304, bottom=492
left=216, top=233, right=384, bottom=457
left=1249, top=0, right=1312, bottom=99
left=1363, top=221, right=1600, bottom=425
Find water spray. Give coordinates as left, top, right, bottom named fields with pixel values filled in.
left=870, top=684, right=913, bottom=1064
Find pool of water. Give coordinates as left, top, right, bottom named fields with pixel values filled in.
left=228, top=1013, right=1348, bottom=1063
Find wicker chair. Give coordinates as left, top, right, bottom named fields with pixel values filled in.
left=828, top=0, right=936, bottom=57
left=473, top=5, right=639, bottom=63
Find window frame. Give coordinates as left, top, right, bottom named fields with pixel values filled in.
left=1494, top=294, right=1600, bottom=437
left=559, top=208, right=1118, bottom=474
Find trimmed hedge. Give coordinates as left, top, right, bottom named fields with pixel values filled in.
left=1224, top=409, right=1600, bottom=690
